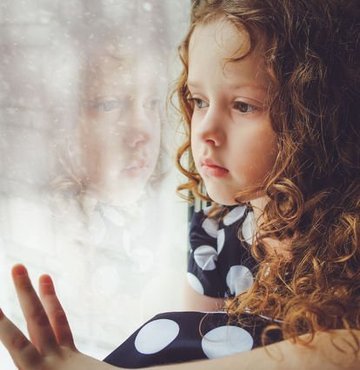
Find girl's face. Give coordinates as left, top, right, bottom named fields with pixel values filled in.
left=79, top=53, right=162, bottom=205
left=189, top=20, right=278, bottom=205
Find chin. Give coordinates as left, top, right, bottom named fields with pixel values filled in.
left=216, top=200, right=239, bottom=206
left=206, top=190, right=238, bottom=206
left=92, top=182, right=147, bottom=206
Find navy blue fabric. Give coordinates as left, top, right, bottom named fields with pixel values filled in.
left=188, top=205, right=258, bottom=298
left=103, top=206, right=282, bottom=368
left=103, top=311, right=281, bottom=368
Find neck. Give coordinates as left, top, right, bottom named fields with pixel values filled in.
left=249, top=196, right=292, bottom=258
left=249, top=196, right=269, bottom=224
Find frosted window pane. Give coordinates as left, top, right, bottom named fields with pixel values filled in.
left=0, top=0, right=190, bottom=363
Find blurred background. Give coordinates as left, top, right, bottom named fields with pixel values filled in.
left=0, top=0, right=190, bottom=366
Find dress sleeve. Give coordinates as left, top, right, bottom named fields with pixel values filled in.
left=187, top=205, right=258, bottom=298
left=103, top=311, right=283, bottom=369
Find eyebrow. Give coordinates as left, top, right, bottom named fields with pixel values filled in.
left=187, top=80, right=267, bottom=92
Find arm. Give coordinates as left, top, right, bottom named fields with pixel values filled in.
left=150, top=329, right=360, bottom=370
left=183, top=280, right=225, bottom=311
left=126, top=280, right=360, bottom=370
left=1, top=265, right=358, bottom=370
left=173, top=278, right=360, bottom=370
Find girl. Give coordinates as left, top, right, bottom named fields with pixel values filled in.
left=0, top=0, right=359, bottom=369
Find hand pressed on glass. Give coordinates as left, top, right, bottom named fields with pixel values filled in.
left=0, top=264, right=117, bottom=370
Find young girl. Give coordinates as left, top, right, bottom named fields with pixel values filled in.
left=0, top=0, right=359, bottom=369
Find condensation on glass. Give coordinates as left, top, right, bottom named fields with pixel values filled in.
left=0, top=0, right=189, bottom=362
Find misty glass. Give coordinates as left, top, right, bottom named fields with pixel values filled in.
left=0, top=0, right=190, bottom=365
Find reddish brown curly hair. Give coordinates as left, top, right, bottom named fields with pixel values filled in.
left=174, top=0, right=360, bottom=346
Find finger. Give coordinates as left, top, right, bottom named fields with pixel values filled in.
left=0, top=308, right=41, bottom=370
left=39, top=274, right=76, bottom=349
left=12, top=264, right=57, bottom=353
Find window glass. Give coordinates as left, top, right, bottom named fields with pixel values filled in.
left=0, top=0, right=190, bottom=364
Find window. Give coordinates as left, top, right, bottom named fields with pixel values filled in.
left=0, top=0, right=190, bottom=364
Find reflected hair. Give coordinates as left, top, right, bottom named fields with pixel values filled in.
left=51, top=19, right=172, bottom=209
left=173, top=0, right=360, bottom=346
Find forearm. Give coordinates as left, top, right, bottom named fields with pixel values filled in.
left=183, top=281, right=226, bottom=311
left=146, top=330, right=359, bottom=370
left=2, top=265, right=358, bottom=370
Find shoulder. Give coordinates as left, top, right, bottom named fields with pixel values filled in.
left=189, top=204, right=250, bottom=241
left=189, top=204, right=256, bottom=255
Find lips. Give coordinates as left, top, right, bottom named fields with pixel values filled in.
left=123, top=159, right=148, bottom=171
left=200, top=158, right=229, bottom=177
left=121, top=158, right=149, bottom=176
left=201, top=158, right=228, bottom=170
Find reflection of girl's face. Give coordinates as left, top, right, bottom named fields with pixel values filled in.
left=80, top=54, right=162, bottom=205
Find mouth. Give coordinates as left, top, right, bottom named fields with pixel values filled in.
left=200, top=158, right=229, bottom=177
left=121, top=158, right=150, bottom=176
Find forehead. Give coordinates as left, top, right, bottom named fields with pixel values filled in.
left=83, top=52, right=163, bottom=96
left=188, top=20, right=269, bottom=89
left=189, top=19, right=250, bottom=60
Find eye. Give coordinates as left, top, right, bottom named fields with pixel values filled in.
left=143, top=98, right=160, bottom=111
left=233, top=101, right=258, bottom=113
left=87, top=99, right=128, bottom=113
left=187, top=97, right=208, bottom=109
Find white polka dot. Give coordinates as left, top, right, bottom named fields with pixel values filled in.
left=101, top=206, right=125, bottom=226
left=88, top=212, right=106, bottom=244
left=187, top=272, right=204, bottom=295
left=135, top=319, right=180, bottom=354
left=203, top=205, right=212, bottom=215
left=217, top=229, right=225, bottom=255
left=242, top=211, right=256, bottom=245
left=223, top=206, right=246, bottom=226
left=194, top=245, right=217, bottom=270
left=201, top=326, right=253, bottom=359
left=226, top=265, right=254, bottom=295
left=202, top=217, right=219, bottom=238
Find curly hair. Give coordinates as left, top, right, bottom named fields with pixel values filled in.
left=50, top=15, right=172, bottom=209
left=174, top=0, right=360, bottom=345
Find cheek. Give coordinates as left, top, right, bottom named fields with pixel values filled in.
left=149, top=135, right=161, bottom=168
left=233, top=128, right=277, bottom=177
left=190, top=134, right=200, bottom=170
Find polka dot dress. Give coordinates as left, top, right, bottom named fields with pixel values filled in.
left=187, top=204, right=257, bottom=298
left=103, top=311, right=281, bottom=368
left=103, top=205, right=283, bottom=368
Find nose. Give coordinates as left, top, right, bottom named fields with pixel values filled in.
left=123, top=126, right=150, bottom=149
left=197, top=108, right=225, bottom=147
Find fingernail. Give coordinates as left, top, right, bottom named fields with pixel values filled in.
left=13, top=264, right=28, bottom=277
left=40, top=274, right=55, bottom=294
left=40, top=275, right=52, bottom=285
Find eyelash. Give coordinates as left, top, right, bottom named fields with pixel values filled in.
left=187, top=97, right=259, bottom=114
left=187, top=98, right=207, bottom=109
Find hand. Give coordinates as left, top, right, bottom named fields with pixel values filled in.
left=0, top=264, right=117, bottom=370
